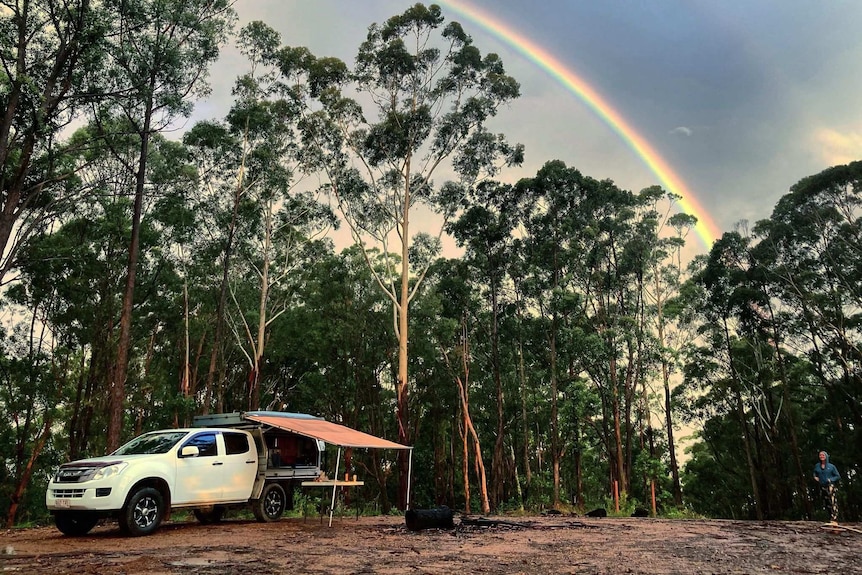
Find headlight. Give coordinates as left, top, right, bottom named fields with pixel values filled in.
left=92, top=462, right=128, bottom=480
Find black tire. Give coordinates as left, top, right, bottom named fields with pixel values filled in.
left=193, top=505, right=225, bottom=524
left=119, top=487, right=164, bottom=536
left=54, top=511, right=99, bottom=536
left=252, top=483, right=285, bottom=522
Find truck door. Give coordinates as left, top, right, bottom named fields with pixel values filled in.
left=174, top=432, right=223, bottom=504
left=220, top=431, right=258, bottom=501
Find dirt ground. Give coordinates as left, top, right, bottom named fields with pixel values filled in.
left=1, top=513, right=860, bottom=575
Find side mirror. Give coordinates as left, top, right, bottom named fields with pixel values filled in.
left=179, top=445, right=200, bottom=458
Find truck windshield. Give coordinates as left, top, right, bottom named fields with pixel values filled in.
left=112, top=431, right=189, bottom=455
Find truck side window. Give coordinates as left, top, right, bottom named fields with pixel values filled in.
left=183, top=433, right=217, bottom=457
left=223, top=432, right=250, bottom=455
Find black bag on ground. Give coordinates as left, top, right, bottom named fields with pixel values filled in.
left=405, top=506, right=455, bottom=531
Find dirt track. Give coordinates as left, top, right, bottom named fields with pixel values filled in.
left=1, top=514, right=860, bottom=574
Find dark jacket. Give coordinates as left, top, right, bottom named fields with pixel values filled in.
left=813, top=453, right=841, bottom=485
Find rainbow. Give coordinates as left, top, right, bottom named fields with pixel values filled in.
left=439, top=0, right=720, bottom=248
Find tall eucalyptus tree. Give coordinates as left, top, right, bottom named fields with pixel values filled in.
left=688, top=232, right=771, bottom=518
left=184, top=21, right=285, bottom=413
left=92, top=0, right=234, bottom=450
left=638, top=186, right=698, bottom=506
left=447, top=181, right=520, bottom=508
left=423, top=257, right=492, bottom=513
left=303, top=3, right=522, bottom=506
left=516, top=160, right=590, bottom=507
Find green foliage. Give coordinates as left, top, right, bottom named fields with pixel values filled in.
left=0, top=0, right=108, bottom=286
left=605, top=491, right=640, bottom=517
left=522, top=471, right=555, bottom=511
left=661, top=507, right=705, bottom=520
left=680, top=439, right=752, bottom=519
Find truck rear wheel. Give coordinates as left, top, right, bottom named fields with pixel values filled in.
left=119, top=487, right=164, bottom=536
left=54, top=511, right=99, bottom=536
left=252, top=483, right=285, bottom=522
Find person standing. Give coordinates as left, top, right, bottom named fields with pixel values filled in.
left=813, top=450, right=841, bottom=523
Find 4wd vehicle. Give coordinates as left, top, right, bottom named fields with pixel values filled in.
left=45, top=413, right=325, bottom=536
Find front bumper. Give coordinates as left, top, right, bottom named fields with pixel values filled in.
left=46, top=479, right=128, bottom=512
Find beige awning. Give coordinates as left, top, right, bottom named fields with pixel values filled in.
left=242, top=412, right=411, bottom=450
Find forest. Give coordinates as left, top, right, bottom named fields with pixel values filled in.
left=1, top=1, right=859, bottom=528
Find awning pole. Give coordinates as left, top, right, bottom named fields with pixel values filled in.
left=406, top=448, right=413, bottom=509
left=329, top=446, right=341, bottom=527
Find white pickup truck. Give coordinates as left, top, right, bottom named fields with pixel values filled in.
left=46, top=415, right=325, bottom=536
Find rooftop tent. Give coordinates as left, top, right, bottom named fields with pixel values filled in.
left=240, top=411, right=413, bottom=524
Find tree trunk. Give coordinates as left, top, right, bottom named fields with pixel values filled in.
left=433, top=425, right=445, bottom=505
left=490, top=282, right=505, bottom=509
left=107, top=94, right=154, bottom=452
left=68, top=352, right=91, bottom=460
left=654, top=269, right=683, bottom=505
left=623, top=342, right=636, bottom=494
left=610, top=354, right=627, bottom=493
left=179, top=273, right=191, bottom=426
left=574, top=413, right=584, bottom=510
left=460, top=408, right=471, bottom=514
left=395, top=157, right=412, bottom=510
left=656, top=301, right=682, bottom=505
left=518, top=338, right=531, bottom=502
left=189, top=328, right=207, bottom=402
left=6, top=417, right=51, bottom=527
left=442, top=321, right=490, bottom=514
left=448, top=416, right=456, bottom=506
left=664, top=369, right=683, bottom=505
left=550, top=327, right=561, bottom=507
left=247, top=197, right=275, bottom=410
left=471, top=429, right=490, bottom=514
left=203, top=121, right=249, bottom=415
left=549, top=246, right=562, bottom=508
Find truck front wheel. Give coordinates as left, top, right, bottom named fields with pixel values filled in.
left=119, top=487, right=164, bottom=536
left=252, top=483, right=285, bottom=522
left=54, top=511, right=99, bottom=536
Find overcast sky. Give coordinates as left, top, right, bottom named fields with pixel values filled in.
left=193, top=1, right=862, bottom=254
